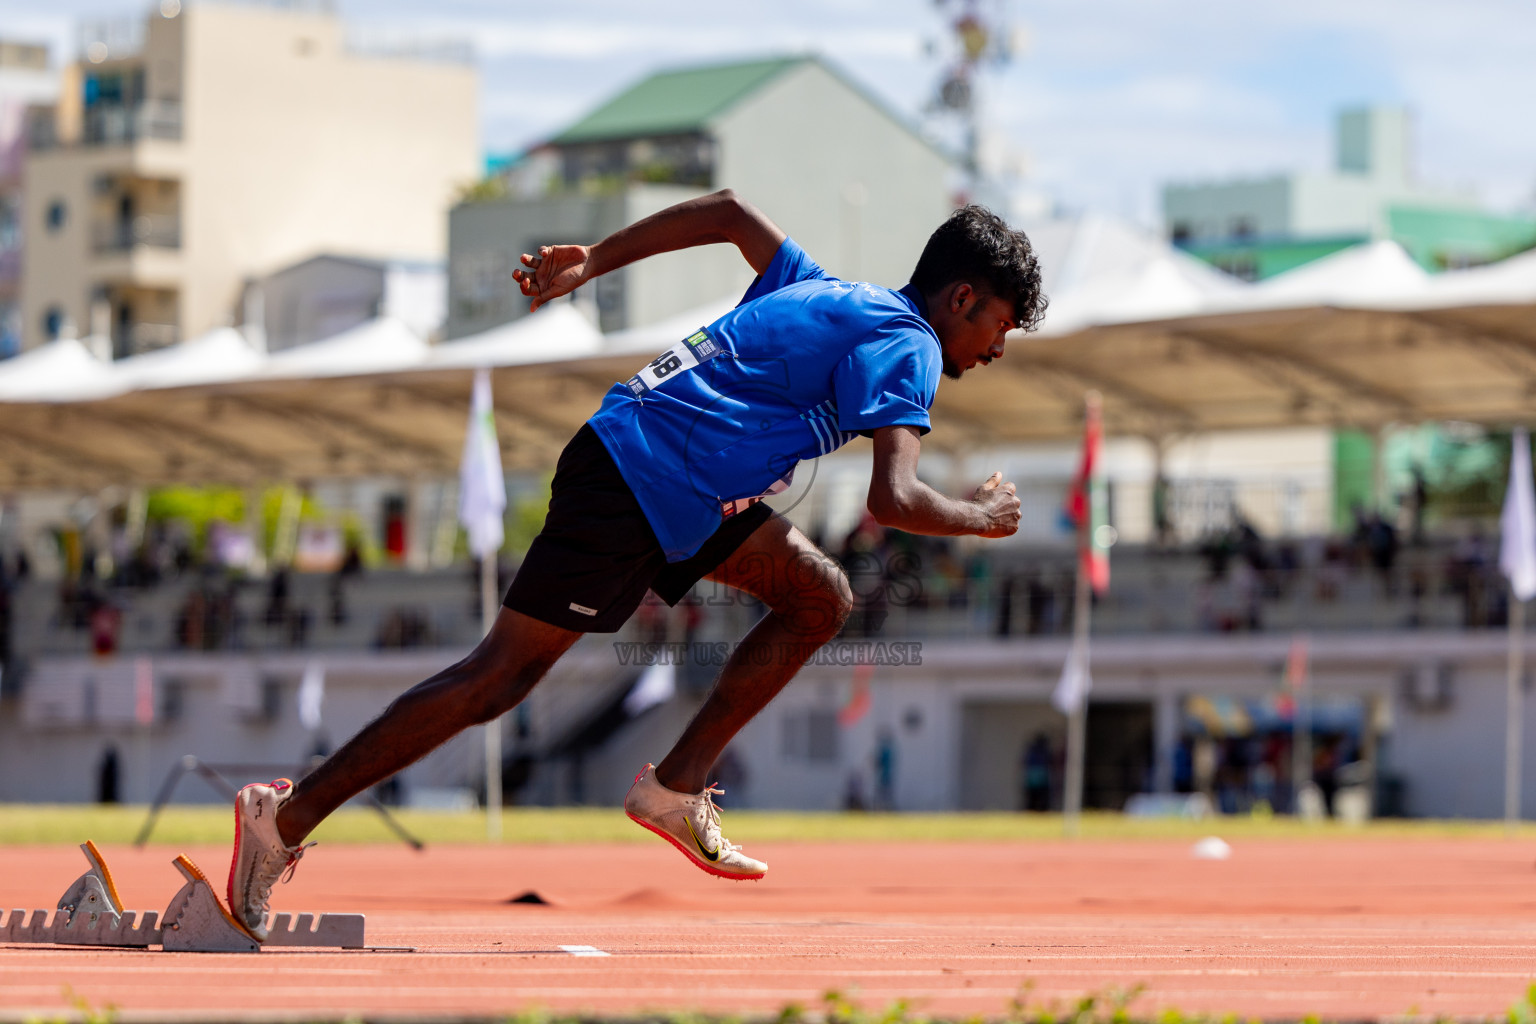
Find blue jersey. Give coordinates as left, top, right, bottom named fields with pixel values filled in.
left=588, top=238, right=942, bottom=561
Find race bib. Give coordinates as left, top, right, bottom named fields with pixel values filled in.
left=722, top=469, right=794, bottom=518
left=626, top=328, right=722, bottom=397
left=624, top=327, right=791, bottom=518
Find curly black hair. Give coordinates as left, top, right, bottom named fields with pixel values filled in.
left=909, top=205, right=1047, bottom=332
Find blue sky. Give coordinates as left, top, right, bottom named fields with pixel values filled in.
left=5, top=0, right=1533, bottom=225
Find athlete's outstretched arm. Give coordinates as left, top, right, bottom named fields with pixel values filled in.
left=866, top=425, right=1021, bottom=538
left=513, top=189, right=786, bottom=311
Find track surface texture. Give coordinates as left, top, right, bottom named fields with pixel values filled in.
left=4, top=836, right=1536, bottom=1022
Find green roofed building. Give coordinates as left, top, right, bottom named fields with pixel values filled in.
left=550, top=57, right=801, bottom=146
left=1163, top=108, right=1536, bottom=281
left=448, top=56, right=953, bottom=338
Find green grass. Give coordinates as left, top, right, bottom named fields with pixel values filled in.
left=26, top=979, right=1532, bottom=1024
left=4, top=802, right=1536, bottom=846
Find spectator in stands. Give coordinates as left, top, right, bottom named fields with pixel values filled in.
left=1022, top=733, right=1052, bottom=811
left=328, top=574, right=348, bottom=627
left=288, top=606, right=313, bottom=647
left=1152, top=473, right=1173, bottom=550
left=176, top=587, right=206, bottom=649
left=873, top=728, right=898, bottom=810
left=89, top=599, right=121, bottom=657
left=1402, top=464, right=1429, bottom=547
left=265, top=569, right=290, bottom=627
left=1365, top=512, right=1399, bottom=596
left=96, top=746, right=120, bottom=804
left=1025, top=570, right=1053, bottom=635
left=375, top=608, right=434, bottom=649
left=843, top=771, right=867, bottom=811
left=995, top=571, right=1016, bottom=637
left=329, top=542, right=361, bottom=627
left=839, top=513, right=891, bottom=637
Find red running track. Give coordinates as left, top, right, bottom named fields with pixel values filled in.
left=4, top=837, right=1536, bottom=1022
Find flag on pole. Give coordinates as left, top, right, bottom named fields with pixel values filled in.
left=297, top=660, right=325, bottom=732
left=838, top=662, right=875, bottom=727
left=1277, top=633, right=1308, bottom=718
left=623, top=661, right=677, bottom=717
left=1501, top=427, right=1536, bottom=602
left=1052, top=643, right=1091, bottom=714
left=458, top=369, right=506, bottom=559
left=1284, top=633, right=1308, bottom=689
left=1065, top=392, right=1109, bottom=594
left=133, top=657, right=155, bottom=726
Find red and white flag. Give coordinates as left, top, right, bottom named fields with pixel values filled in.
left=838, top=662, right=874, bottom=728
left=1065, top=392, right=1109, bottom=594
left=1277, top=633, right=1308, bottom=718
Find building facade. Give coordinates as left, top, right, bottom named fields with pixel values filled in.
left=21, top=1, right=477, bottom=356
left=0, top=41, right=58, bottom=357
left=448, top=56, right=953, bottom=339
left=1164, top=108, right=1536, bottom=280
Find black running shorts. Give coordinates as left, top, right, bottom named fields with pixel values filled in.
left=503, top=423, right=775, bottom=633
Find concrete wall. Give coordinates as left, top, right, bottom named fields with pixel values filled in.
left=446, top=58, right=953, bottom=340
left=619, top=184, right=758, bottom=332
left=261, top=256, right=385, bottom=352
left=22, top=3, right=477, bottom=350
left=5, top=631, right=1536, bottom=818
left=1163, top=177, right=1290, bottom=244
left=179, top=4, right=476, bottom=339
left=711, top=61, right=952, bottom=288
left=447, top=192, right=626, bottom=339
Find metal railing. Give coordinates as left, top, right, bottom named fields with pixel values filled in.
left=81, top=101, right=183, bottom=146
left=119, top=321, right=179, bottom=356
left=93, top=214, right=181, bottom=253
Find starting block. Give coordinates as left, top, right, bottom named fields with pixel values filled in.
left=0, top=841, right=365, bottom=953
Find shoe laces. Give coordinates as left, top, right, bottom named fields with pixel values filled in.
left=694, top=783, right=741, bottom=855
left=253, top=841, right=316, bottom=914
left=279, top=841, right=316, bottom=884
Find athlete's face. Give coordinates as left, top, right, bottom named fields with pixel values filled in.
left=934, top=284, right=1017, bottom=380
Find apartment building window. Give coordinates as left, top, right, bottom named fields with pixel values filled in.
left=782, top=708, right=839, bottom=763
left=41, top=305, right=63, bottom=339
left=45, top=200, right=66, bottom=233
left=0, top=301, right=19, bottom=358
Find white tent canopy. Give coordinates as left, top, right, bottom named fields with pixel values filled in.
left=0, top=337, right=123, bottom=402
left=427, top=302, right=605, bottom=370
left=0, top=219, right=1533, bottom=489
left=113, top=327, right=266, bottom=391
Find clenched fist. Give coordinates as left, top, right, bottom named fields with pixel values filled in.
left=973, top=471, right=1021, bottom=538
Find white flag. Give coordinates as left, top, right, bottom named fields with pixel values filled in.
left=297, top=660, right=325, bottom=732
left=1052, top=644, right=1092, bottom=714
left=623, top=661, right=676, bottom=717
left=1502, top=427, right=1536, bottom=602
left=458, top=369, right=506, bottom=559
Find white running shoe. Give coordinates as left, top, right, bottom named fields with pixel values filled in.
left=227, top=778, right=312, bottom=941
left=624, top=763, right=766, bottom=880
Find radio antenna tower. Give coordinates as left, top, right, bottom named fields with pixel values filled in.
left=928, top=0, right=1018, bottom=191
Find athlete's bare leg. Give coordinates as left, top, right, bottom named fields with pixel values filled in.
left=655, top=515, right=852, bottom=794
left=275, top=609, right=582, bottom=846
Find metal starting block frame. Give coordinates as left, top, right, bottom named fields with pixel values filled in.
left=0, top=841, right=365, bottom=953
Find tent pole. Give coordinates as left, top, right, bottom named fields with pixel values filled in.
left=1507, top=592, right=1524, bottom=833
left=1063, top=550, right=1090, bottom=837
left=482, top=553, right=502, bottom=841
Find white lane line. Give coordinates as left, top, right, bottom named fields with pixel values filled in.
left=559, top=944, right=611, bottom=957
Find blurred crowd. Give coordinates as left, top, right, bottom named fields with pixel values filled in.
left=1, top=506, right=1524, bottom=660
